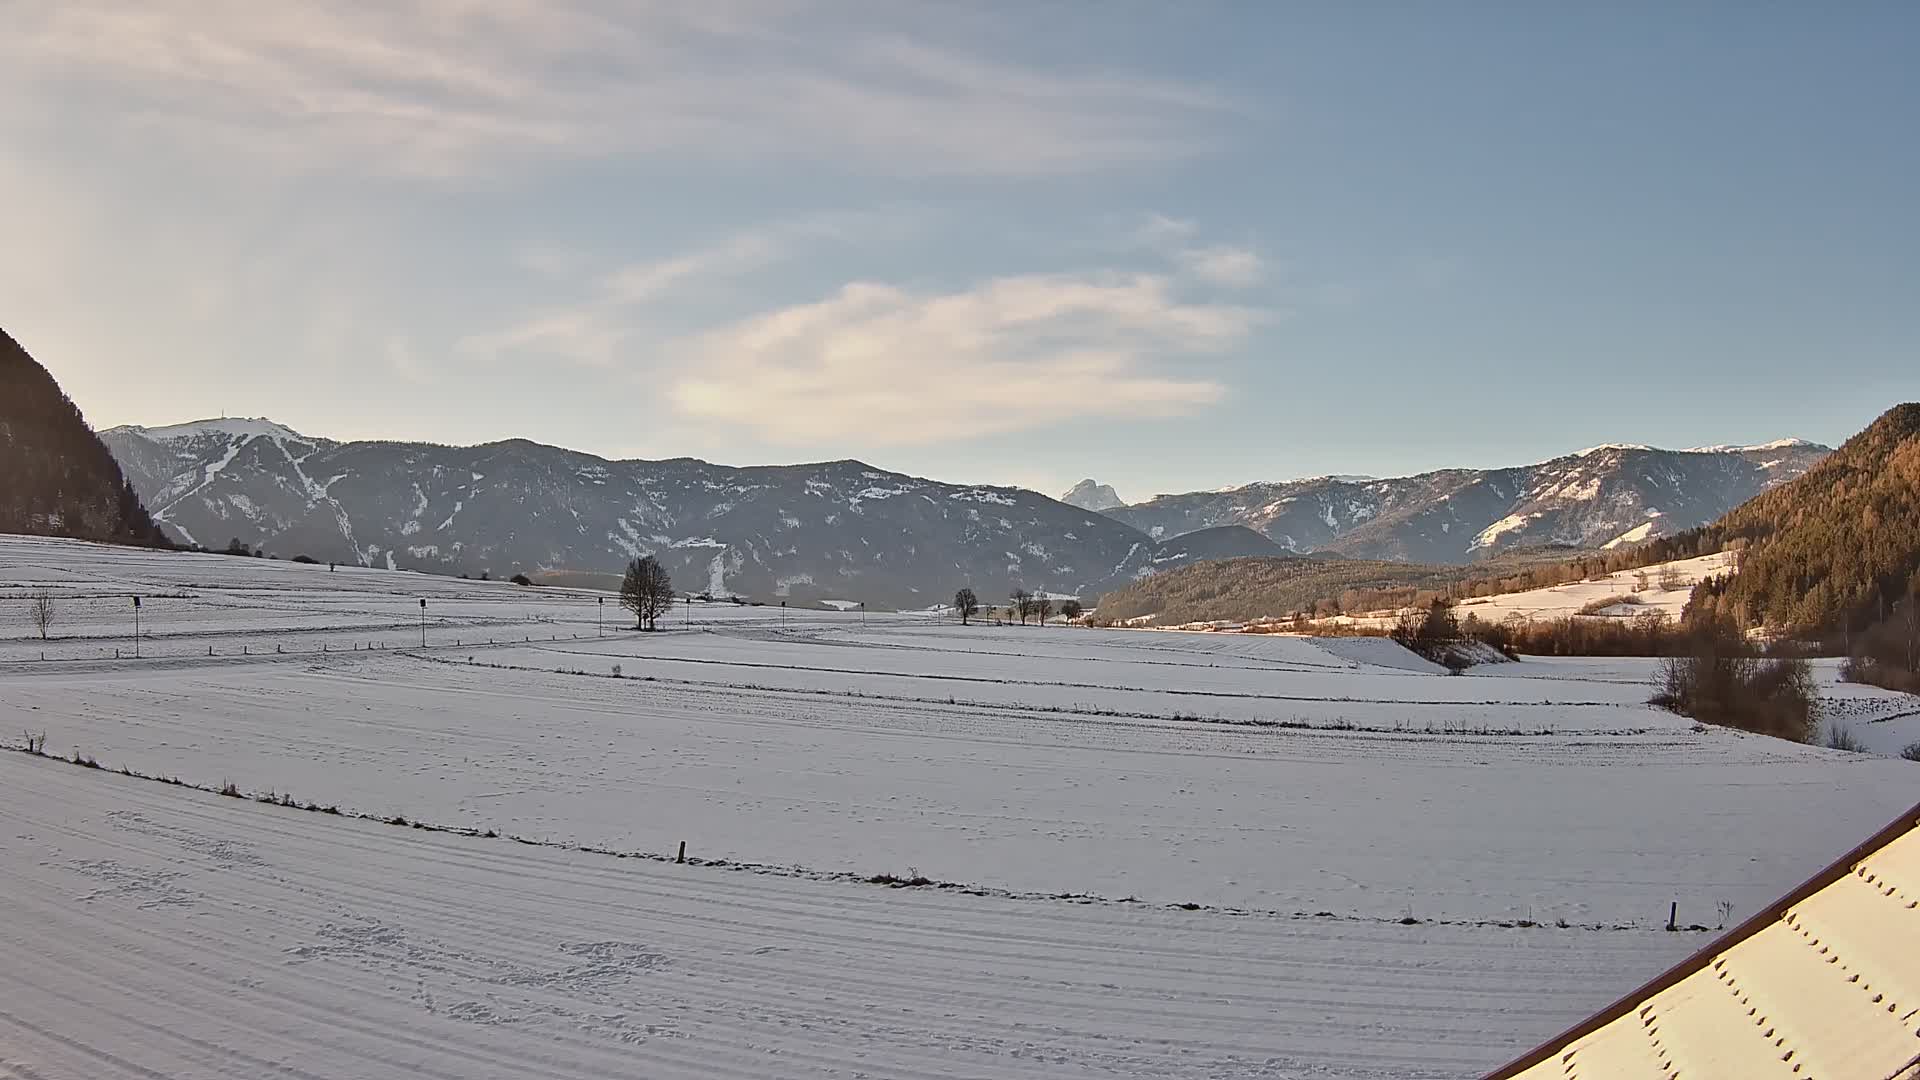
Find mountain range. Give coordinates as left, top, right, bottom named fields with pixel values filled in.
left=99, top=416, right=1827, bottom=609
left=1099, top=405, right=1918, bottom=635
left=100, top=419, right=1285, bottom=607
left=1083, top=440, right=1827, bottom=564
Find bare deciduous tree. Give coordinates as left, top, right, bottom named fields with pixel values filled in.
left=1034, top=594, right=1054, bottom=625
left=620, top=556, right=675, bottom=631
left=29, top=589, right=54, bottom=641
left=1010, top=588, right=1032, bottom=626
left=953, top=588, right=979, bottom=626
left=1059, top=599, right=1084, bottom=623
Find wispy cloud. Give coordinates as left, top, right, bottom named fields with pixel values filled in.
left=1175, top=244, right=1267, bottom=286
left=1177, top=245, right=1264, bottom=288
left=1129, top=214, right=1263, bottom=288
left=385, top=337, right=436, bottom=385
left=5, top=2, right=1227, bottom=179
left=461, top=213, right=880, bottom=365
left=670, top=272, right=1254, bottom=446
left=1130, top=214, right=1199, bottom=249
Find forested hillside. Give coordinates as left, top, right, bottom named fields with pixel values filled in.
left=1091, top=548, right=1586, bottom=626
left=0, top=329, right=166, bottom=546
left=1687, top=403, right=1920, bottom=636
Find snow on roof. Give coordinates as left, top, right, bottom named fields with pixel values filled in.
left=1490, top=801, right=1920, bottom=1079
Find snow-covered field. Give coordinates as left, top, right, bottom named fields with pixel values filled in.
left=3, top=534, right=1917, bottom=1079
left=1287, top=552, right=1736, bottom=634
left=1448, top=552, right=1734, bottom=624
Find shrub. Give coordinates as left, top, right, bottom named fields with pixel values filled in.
left=1483, top=612, right=1681, bottom=657
left=1820, top=724, right=1867, bottom=753
left=1839, top=654, right=1867, bottom=683
left=510, top=573, right=533, bottom=587
left=1650, top=618, right=1816, bottom=742
left=1902, top=742, right=1920, bottom=762
left=1840, top=653, right=1920, bottom=694
left=291, top=554, right=318, bottom=564
left=1390, top=600, right=1458, bottom=662
left=1576, top=594, right=1640, bottom=616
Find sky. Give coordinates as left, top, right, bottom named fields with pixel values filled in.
left=4, top=3, right=1917, bottom=501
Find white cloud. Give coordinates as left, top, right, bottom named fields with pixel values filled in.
left=669, top=273, right=1253, bottom=446
left=463, top=212, right=1273, bottom=444
left=1176, top=245, right=1264, bottom=288
left=3, top=2, right=1226, bottom=179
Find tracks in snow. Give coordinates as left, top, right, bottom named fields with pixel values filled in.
left=0, top=750, right=1691, bottom=1080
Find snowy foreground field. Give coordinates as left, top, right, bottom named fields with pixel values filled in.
left=3, top=535, right=1918, bottom=1079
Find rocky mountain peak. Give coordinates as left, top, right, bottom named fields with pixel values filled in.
left=1060, top=479, right=1124, bottom=512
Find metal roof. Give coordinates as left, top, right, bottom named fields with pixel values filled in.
left=1488, top=801, right=1920, bottom=1080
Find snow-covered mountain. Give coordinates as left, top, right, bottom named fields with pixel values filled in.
left=1101, top=441, right=1830, bottom=563
left=1059, top=479, right=1124, bottom=512
left=99, top=418, right=1829, bottom=602
left=100, top=420, right=1277, bottom=606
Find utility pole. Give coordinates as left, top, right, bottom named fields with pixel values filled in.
left=419, top=598, right=427, bottom=647
left=781, top=600, right=787, bottom=631
left=132, top=595, right=141, bottom=658
left=598, top=596, right=604, bottom=637
left=861, top=601, right=867, bottom=629
left=686, top=593, right=692, bottom=629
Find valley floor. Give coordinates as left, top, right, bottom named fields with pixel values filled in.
left=3, top=535, right=1917, bottom=1078
left=0, top=747, right=1688, bottom=1080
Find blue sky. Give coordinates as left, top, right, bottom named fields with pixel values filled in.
left=5, top=3, right=1915, bottom=500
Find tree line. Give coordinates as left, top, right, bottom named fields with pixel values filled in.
left=951, top=587, right=1082, bottom=627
